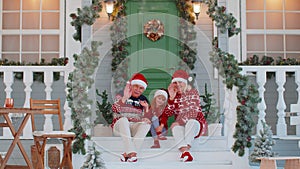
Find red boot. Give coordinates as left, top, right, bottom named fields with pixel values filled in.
left=180, top=151, right=193, bottom=162
left=127, top=152, right=138, bottom=162
left=120, top=153, right=128, bottom=162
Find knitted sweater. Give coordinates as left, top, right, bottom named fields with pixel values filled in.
left=111, top=94, right=149, bottom=128
left=160, top=89, right=207, bottom=138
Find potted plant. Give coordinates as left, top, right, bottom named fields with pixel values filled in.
left=200, top=83, right=222, bottom=136
left=94, top=89, right=114, bottom=137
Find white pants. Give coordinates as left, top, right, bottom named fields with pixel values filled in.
left=172, top=119, right=201, bottom=149
left=113, top=117, right=151, bottom=154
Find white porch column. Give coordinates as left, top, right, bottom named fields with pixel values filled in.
left=256, top=70, right=267, bottom=134
left=276, top=70, right=287, bottom=136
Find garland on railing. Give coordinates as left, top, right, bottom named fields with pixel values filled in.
left=67, top=41, right=102, bottom=155
left=206, top=0, right=260, bottom=156
left=70, top=0, right=103, bottom=41
left=0, top=58, right=68, bottom=82
left=240, top=55, right=300, bottom=66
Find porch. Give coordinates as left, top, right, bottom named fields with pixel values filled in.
left=1, top=65, right=300, bottom=168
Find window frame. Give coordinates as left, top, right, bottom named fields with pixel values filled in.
left=0, top=0, right=65, bottom=63
left=241, top=0, right=300, bottom=61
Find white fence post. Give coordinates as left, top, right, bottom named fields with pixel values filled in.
left=44, top=70, right=54, bottom=132
left=22, top=70, right=34, bottom=138
left=3, top=71, right=14, bottom=139
left=276, top=70, right=287, bottom=136
left=256, top=70, right=267, bottom=134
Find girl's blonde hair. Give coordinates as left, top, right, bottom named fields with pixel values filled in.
left=150, top=89, right=168, bottom=108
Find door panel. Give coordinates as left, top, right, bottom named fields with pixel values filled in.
left=126, top=0, right=180, bottom=92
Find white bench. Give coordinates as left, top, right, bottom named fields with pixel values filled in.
left=258, top=156, right=300, bottom=169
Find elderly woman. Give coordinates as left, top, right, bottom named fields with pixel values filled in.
left=157, top=69, right=207, bottom=162
left=111, top=73, right=151, bottom=162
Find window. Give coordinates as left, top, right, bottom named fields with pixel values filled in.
left=242, top=0, right=300, bottom=60
left=0, top=0, right=64, bottom=63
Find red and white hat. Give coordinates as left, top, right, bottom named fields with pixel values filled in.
left=130, top=73, right=148, bottom=89
left=171, top=70, right=189, bottom=84
left=154, top=89, right=168, bottom=100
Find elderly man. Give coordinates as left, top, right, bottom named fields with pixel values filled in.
left=111, top=73, right=151, bottom=162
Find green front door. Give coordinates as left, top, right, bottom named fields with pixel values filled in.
left=126, top=0, right=180, bottom=98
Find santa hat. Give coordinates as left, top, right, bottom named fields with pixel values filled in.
left=171, top=70, right=189, bottom=84
left=130, top=73, right=148, bottom=89
left=154, top=89, right=168, bottom=100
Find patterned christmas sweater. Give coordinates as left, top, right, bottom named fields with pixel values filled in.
left=111, top=94, right=149, bottom=128
left=160, top=89, right=207, bottom=138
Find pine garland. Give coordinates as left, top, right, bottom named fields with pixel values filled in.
left=0, top=58, right=68, bottom=82
left=205, top=0, right=241, bottom=37
left=67, top=41, right=102, bottom=155
left=210, top=37, right=261, bottom=156
left=70, top=0, right=103, bottom=41
left=110, top=0, right=130, bottom=94
left=241, top=55, right=300, bottom=66
left=207, top=0, right=260, bottom=156
left=177, top=0, right=197, bottom=70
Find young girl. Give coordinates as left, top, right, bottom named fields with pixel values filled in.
left=145, top=89, right=168, bottom=148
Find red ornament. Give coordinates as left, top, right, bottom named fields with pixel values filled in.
left=82, top=133, right=87, bottom=139
left=70, top=13, right=77, bottom=20
left=241, top=100, right=246, bottom=105
left=64, top=58, right=69, bottom=65
left=222, top=6, right=226, bottom=12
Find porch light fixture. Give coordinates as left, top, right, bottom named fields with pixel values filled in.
left=104, top=0, right=115, bottom=20
left=192, top=0, right=203, bottom=20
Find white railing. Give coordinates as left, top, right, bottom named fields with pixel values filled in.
left=0, top=65, right=73, bottom=139
left=240, top=65, right=300, bottom=137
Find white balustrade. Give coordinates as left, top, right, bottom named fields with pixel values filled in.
left=0, top=66, right=72, bottom=139
left=240, top=66, right=300, bottom=136
left=2, top=65, right=300, bottom=139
